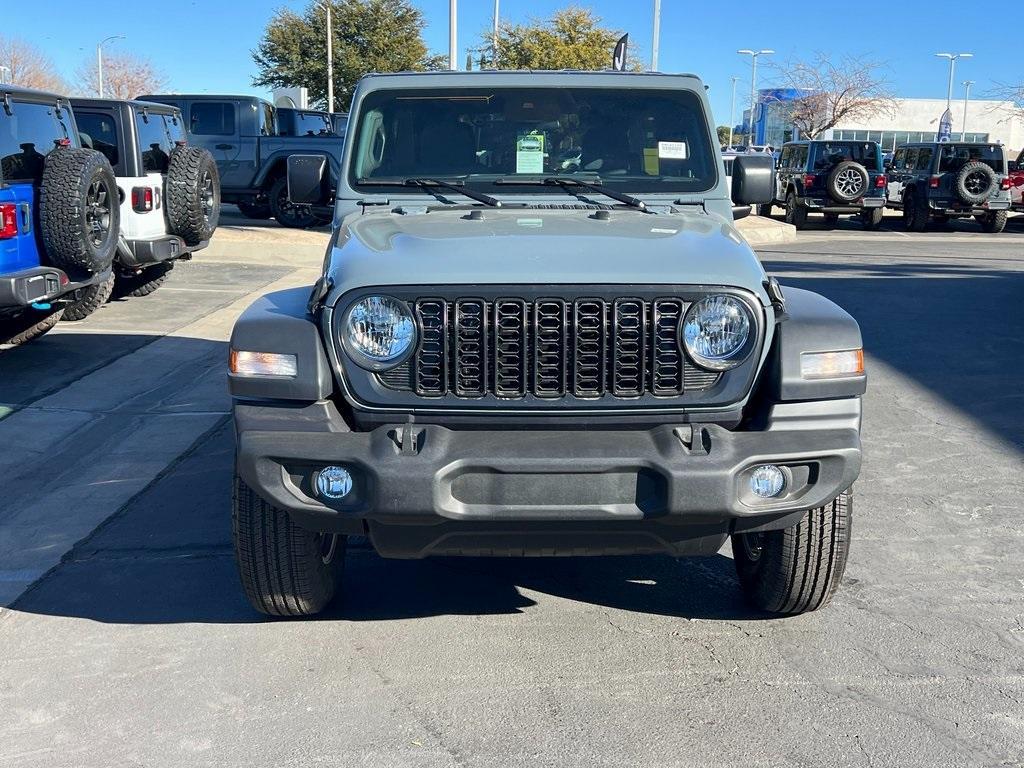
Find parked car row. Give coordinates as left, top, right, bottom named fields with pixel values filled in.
left=1, top=85, right=221, bottom=347
left=758, top=139, right=1014, bottom=233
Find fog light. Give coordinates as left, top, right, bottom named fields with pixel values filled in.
left=315, top=466, right=353, bottom=499
left=750, top=465, right=786, bottom=498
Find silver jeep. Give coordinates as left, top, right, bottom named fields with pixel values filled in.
left=227, top=71, right=865, bottom=618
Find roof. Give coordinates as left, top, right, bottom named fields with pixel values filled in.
left=138, top=93, right=272, bottom=105
left=356, top=69, right=703, bottom=89
left=1, top=83, right=66, bottom=102
left=69, top=97, right=181, bottom=113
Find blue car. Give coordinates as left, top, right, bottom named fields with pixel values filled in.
left=0, top=85, right=119, bottom=346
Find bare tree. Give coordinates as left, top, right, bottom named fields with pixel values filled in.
left=768, top=53, right=896, bottom=139
left=0, top=35, right=67, bottom=92
left=76, top=51, right=167, bottom=99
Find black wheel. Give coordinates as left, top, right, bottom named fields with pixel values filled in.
left=757, top=203, right=774, bottom=218
left=167, top=146, right=220, bottom=245
left=784, top=191, right=807, bottom=229
left=902, top=190, right=927, bottom=232
left=114, top=261, right=174, bottom=298
left=236, top=200, right=272, bottom=219
left=232, top=473, right=345, bottom=617
left=732, top=489, right=852, bottom=614
left=860, top=207, right=884, bottom=230
left=61, top=272, right=114, bottom=322
left=0, top=309, right=64, bottom=347
left=39, top=148, right=119, bottom=274
left=826, top=160, right=869, bottom=203
left=978, top=210, right=1007, bottom=234
left=269, top=176, right=319, bottom=229
left=954, top=161, right=996, bottom=205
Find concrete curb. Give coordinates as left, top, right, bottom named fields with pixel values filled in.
left=735, top=215, right=797, bottom=246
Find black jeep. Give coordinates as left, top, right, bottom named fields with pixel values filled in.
left=885, top=142, right=1011, bottom=233
left=763, top=140, right=887, bottom=230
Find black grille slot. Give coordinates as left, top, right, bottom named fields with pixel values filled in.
left=402, top=294, right=722, bottom=401
left=534, top=300, right=567, bottom=397
left=612, top=299, right=645, bottom=397
left=414, top=299, right=447, bottom=396
left=651, top=299, right=685, bottom=395
left=454, top=299, right=487, bottom=397
left=494, top=299, right=528, bottom=398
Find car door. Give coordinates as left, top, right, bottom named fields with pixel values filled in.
left=188, top=100, right=253, bottom=191
left=887, top=148, right=906, bottom=204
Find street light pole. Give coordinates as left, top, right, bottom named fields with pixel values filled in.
left=492, top=0, right=499, bottom=66
left=935, top=52, right=973, bottom=111
left=449, top=0, right=458, bottom=71
left=728, top=76, right=739, bottom=147
left=737, top=49, right=773, bottom=144
left=961, top=80, right=974, bottom=141
left=320, top=2, right=334, bottom=112
left=96, top=35, right=125, bottom=98
left=652, top=0, right=662, bottom=71
left=0, top=65, right=11, bottom=84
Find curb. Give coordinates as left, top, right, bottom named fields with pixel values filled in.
left=735, top=215, right=797, bottom=246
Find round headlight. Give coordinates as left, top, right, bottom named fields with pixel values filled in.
left=342, top=295, right=416, bottom=370
left=682, top=295, right=752, bottom=370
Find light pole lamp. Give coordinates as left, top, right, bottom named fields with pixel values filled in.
left=652, top=0, right=662, bottom=71
left=96, top=35, right=125, bottom=98
left=449, top=0, right=458, bottom=71
left=935, top=52, right=972, bottom=110
left=0, top=65, right=11, bottom=84
left=728, top=76, right=740, bottom=147
left=961, top=79, right=975, bottom=141
left=319, top=2, right=334, bottom=112
left=737, top=49, right=774, bottom=144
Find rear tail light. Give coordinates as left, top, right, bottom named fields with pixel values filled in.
left=929, top=176, right=941, bottom=189
left=1000, top=177, right=1011, bottom=191
left=0, top=203, right=17, bottom=239
left=875, top=174, right=886, bottom=188
left=803, top=174, right=816, bottom=187
left=131, top=187, right=154, bottom=213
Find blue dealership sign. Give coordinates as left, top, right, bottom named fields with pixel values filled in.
left=937, top=108, right=952, bottom=142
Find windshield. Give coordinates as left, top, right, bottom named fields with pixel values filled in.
left=349, top=86, right=717, bottom=195
left=810, top=142, right=880, bottom=171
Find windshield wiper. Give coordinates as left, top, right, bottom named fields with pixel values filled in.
left=495, top=175, right=649, bottom=212
left=356, top=177, right=502, bottom=207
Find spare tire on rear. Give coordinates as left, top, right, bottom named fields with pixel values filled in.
left=167, top=146, right=220, bottom=246
left=954, top=161, right=996, bottom=205
left=826, top=160, right=869, bottom=203
left=39, top=148, right=119, bottom=274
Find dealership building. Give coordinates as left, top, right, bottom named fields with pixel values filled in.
left=742, top=88, right=1024, bottom=153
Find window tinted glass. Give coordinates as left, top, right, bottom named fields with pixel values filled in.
left=0, top=101, right=72, bottom=183
left=902, top=148, right=918, bottom=171
left=891, top=148, right=905, bottom=167
left=76, top=111, right=119, bottom=169
left=260, top=103, right=275, bottom=136
left=163, top=112, right=186, bottom=144
left=938, top=144, right=1005, bottom=173
left=190, top=102, right=235, bottom=136
left=810, top=142, right=879, bottom=171
left=294, top=112, right=331, bottom=136
left=350, top=86, right=718, bottom=194
left=136, top=110, right=173, bottom=173
left=914, top=147, right=933, bottom=171
left=779, top=146, right=792, bottom=168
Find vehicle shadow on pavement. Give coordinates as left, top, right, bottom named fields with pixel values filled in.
left=763, top=258, right=1024, bottom=452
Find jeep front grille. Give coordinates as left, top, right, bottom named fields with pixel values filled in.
left=380, top=297, right=720, bottom=400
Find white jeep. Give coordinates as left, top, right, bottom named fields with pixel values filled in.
left=68, top=98, right=220, bottom=315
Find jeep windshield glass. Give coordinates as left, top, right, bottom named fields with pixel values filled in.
left=810, top=142, right=880, bottom=171
left=348, top=86, right=717, bottom=195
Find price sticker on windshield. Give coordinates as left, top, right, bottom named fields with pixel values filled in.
left=658, top=141, right=689, bottom=160
left=516, top=134, right=545, bottom=174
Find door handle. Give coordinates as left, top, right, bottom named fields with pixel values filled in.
left=216, top=143, right=234, bottom=150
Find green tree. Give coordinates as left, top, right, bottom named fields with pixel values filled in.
left=252, top=0, right=444, bottom=111
left=716, top=126, right=732, bottom=146
left=481, top=6, right=629, bottom=71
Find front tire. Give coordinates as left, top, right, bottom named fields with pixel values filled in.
left=902, top=191, right=927, bottom=232
left=732, top=489, right=852, bottom=615
left=232, top=474, right=345, bottom=617
left=0, top=309, right=64, bottom=347
left=784, top=191, right=808, bottom=229
left=236, top=200, right=272, bottom=220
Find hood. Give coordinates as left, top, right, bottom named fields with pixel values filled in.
left=325, top=207, right=769, bottom=304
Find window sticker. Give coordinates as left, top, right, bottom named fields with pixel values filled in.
left=658, top=141, right=688, bottom=160
left=516, top=133, right=545, bottom=174
left=643, top=148, right=660, bottom=175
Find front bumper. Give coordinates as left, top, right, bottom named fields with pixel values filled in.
left=235, top=398, right=862, bottom=558
left=0, top=266, right=69, bottom=309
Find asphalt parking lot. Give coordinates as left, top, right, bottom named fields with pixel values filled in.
left=1, top=212, right=1022, bottom=767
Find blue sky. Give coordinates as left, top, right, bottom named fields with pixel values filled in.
left=6, top=0, right=1019, bottom=124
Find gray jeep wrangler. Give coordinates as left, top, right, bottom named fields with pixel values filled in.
left=228, top=71, right=865, bottom=618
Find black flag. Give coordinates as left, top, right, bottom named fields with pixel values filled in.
left=612, top=34, right=628, bottom=71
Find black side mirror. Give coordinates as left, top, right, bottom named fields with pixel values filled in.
left=731, top=154, right=774, bottom=206
left=286, top=154, right=330, bottom=205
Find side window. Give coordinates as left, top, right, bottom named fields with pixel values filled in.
left=136, top=109, right=174, bottom=174
left=891, top=148, right=905, bottom=169
left=779, top=146, right=792, bottom=168
left=0, top=101, right=71, bottom=183
left=903, top=148, right=918, bottom=171
left=915, top=147, right=934, bottom=172
left=260, top=104, right=275, bottom=137
left=190, top=102, right=235, bottom=136
left=75, top=111, right=120, bottom=170
left=797, top=146, right=809, bottom=169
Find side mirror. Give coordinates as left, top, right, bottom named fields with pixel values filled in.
left=286, top=154, right=330, bottom=205
left=731, top=154, right=774, bottom=206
